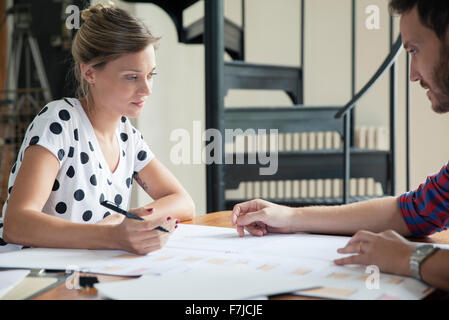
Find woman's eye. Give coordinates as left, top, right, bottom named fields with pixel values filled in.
left=127, top=75, right=137, bottom=80
left=148, top=73, right=157, bottom=79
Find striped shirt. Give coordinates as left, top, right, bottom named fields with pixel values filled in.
left=398, top=162, right=449, bottom=236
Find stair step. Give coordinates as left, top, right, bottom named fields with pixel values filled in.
left=225, top=106, right=343, bottom=135
left=224, top=62, right=303, bottom=104
left=123, top=0, right=198, bottom=11
left=225, top=149, right=391, bottom=192
left=184, top=17, right=243, bottom=60
left=122, top=0, right=201, bottom=44
left=225, top=195, right=387, bottom=208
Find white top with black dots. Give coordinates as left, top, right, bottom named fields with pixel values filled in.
left=0, top=97, right=154, bottom=252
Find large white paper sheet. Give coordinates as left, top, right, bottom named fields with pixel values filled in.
left=94, top=264, right=318, bottom=300
left=0, top=224, right=442, bottom=300
left=0, top=225, right=348, bottom=275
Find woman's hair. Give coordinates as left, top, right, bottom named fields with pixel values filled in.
left=71, top=1, right=160, bottom=110
left=389, top=0, right=449, bottom=41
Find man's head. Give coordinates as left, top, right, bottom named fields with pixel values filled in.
left=390, top=0, right=449, bottom=113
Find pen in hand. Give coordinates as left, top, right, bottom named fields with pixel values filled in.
left=100, top=200, right=170, bottom=232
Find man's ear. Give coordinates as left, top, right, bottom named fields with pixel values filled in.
left=80, top=63, right=96, bottom=85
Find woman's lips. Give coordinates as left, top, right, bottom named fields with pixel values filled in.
left=132, top=101, right=144, bottom=107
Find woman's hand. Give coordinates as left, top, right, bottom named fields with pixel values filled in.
left=111, top=207, right=178, bottom=255
left=230, top=199, right=297, bottom=237
left=334, top=229, right=415, bottom=276
left=96, top=213, right=125, bottom=225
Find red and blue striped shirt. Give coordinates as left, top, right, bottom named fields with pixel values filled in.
left=398, top=162, right=449, bottom=236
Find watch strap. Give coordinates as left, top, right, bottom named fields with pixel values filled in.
left=410, top=244, right=439, bottom=281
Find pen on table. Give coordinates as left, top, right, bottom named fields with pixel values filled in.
left=100, top=200, right=170, bottom=232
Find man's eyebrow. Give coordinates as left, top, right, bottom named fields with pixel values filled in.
left=403, top=41, right=420, bottom=50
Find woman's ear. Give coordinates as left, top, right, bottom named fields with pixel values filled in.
left=80, top=63, right=96, bottom=85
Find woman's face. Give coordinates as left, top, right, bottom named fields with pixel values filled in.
left=84, top=44, right=157, bottom=118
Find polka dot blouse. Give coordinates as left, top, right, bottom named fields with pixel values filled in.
left=0, top=97, right=154, bottom=252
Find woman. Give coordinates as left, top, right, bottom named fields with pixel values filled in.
left=1, top=2, right=195, bottom=255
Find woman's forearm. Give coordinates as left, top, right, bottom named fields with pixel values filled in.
left=292, top=196, right=411, bottom=236
left=3, top=209, right=116, bottom=249
left=140, top=192, right=195, bottom=222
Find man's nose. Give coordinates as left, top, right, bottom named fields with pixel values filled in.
left=409, top=59, right=420, bottom=82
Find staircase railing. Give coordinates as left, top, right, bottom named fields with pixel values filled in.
left=335, top=35, right=403, bottom=203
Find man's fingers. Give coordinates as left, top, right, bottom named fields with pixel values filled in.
left=231, top=199, right=264, bottom=225
left=245, top=224, right=266, bottom=237
left=231, top=205, right=241, bottom=225
left=337, top=242, right=363, bottom=254
left=237, top=225, right=245, bottom=237
left=346, top=230, right=377, bottom=246
left=337, top=240, right=372, bottom=255
left=334, top=254, right=365, bottom=266
left=236, top=210, right=267, bottom=227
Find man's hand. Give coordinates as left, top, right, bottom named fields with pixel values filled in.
left=334, top=229, right=415, bottom=276
left=230, top=199, right=297, bottom=237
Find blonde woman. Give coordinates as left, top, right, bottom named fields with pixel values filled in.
left=1, top=2, right=195, bottom=255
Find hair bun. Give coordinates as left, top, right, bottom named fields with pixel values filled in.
left=81, top=1, right=116, bottom=21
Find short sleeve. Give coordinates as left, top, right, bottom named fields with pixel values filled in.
left=398, top=162, right=449, bottom=236
left=25, top=104, right=72, bottom=166
left=132, top=127, right=155, bottom=173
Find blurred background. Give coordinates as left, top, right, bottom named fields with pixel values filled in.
left=1, top=0, right=449, bottom=217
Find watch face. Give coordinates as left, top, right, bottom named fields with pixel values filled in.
left=417, top=245, right=435, bottom=255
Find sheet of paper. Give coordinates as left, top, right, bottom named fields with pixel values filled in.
left=0, top=225, right=438, bottom=300
left=0, top=225, right=349, bottom=275
left=0, top=270, right=30, bottom=298
left=294, top=264, right=432, bottom=300
left=95, top=264, right=318, bottom=300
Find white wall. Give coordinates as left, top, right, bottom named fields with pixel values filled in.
left=131, top=2, right=207, bottom=215
left=103, top=0, right=449, bottom=214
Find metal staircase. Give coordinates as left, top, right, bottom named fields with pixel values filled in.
left=124, top=0, right=409, bottom=213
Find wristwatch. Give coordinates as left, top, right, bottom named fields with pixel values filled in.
left=409, top=244, right=439, bottom=281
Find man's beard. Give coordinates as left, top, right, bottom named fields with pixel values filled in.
left=431, top=42, right=449, bottom=113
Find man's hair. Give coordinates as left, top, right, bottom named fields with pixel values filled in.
left=389, top=0, right=449, bottom=40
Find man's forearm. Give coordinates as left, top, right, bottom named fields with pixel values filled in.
left=420, top=249, right=449, bottom=292
left=292, top=196, right=411, bottom=236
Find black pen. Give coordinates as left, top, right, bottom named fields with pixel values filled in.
left=100, top=200, right=169, bottom=232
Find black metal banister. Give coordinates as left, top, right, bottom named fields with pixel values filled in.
left=389, top=17, right=398, bottom=196
left=335, top=35, right=403, bottom=119
left=406, top=52, right=411, bottom=191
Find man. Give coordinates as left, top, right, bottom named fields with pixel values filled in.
left=231, top=0, right=449, bottom=292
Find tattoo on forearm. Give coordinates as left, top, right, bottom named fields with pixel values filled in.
left=133, top=172, right=148, bottom=191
